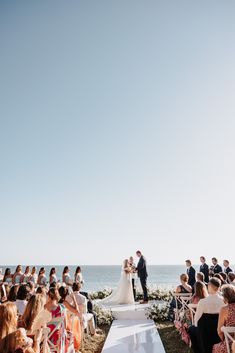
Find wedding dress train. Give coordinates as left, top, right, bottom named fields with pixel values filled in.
left=100, top=269, right=135, bottom=305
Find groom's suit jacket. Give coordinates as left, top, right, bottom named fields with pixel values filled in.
left=137, top=256, right=148, bottom=279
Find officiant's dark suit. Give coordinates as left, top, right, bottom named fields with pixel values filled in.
left=187, top=266, right=196, bottom=288
left=137, top=255, right=148, bottom=302
left=199, top=263, right=209, bottom=283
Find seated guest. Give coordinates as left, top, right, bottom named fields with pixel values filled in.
left=213, top=285, right=235, bottom=353
left=49, top=267, right=57, bottom=285
left=186, top=260, right=196, bottom=288
left=210, top=258, right=223, bottom=276
left=196, top=272, right=206, bottom=284
left=74, top=266, right=84, bottom=286
left=15, top=285, right=30, bottom=316
left=223, top=260, right=233, bottom=275
left=0, top=302, right=42, bottom=353
left=176, top=274, right=192, bottom=294
left=191, top=281, right=208, bottom=304
left=19, top=294, right=46, bottom=334
left=62, top=266, right=72, bottom=286
left=29, top=267, right=38, bottom=284
left=12, top=265, right=23, bottom=285
left=214, top=273, right=226, bottom=285
left=8, top=285, right=19, bottom=302
left=228, top=272, right=235, bottom=286
left=219, top=272, right=228, bottom=284
left=199, top=256, right=209, bottom=283
left=21, top=266, right=31, bottom=284
left=3, top=268, right=13, bottom=284
left=37, top=268, right=47, bottom=286
left=189, top=278, right=225, bottom=353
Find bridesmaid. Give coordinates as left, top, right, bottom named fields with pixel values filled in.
left=12, top=265, right=23, bottom=285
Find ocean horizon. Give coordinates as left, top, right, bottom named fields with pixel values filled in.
left=2, top=264, right=233, bottom=292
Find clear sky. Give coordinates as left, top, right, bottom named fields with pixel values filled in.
left=0, top=0, right=235, bottom=266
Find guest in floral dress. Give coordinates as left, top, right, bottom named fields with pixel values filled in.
left=213, top=284, right=235, bottom=353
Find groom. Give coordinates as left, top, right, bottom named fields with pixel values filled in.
left=136, top=250, right=148, bottom=303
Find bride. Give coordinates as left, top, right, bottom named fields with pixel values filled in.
left=100, top=259, right=135, bottom=305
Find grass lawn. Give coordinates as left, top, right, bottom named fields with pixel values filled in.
left=157, top=321, right=193, bottom=353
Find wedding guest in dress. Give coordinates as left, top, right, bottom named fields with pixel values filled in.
left=74, top=266, right=84, bottom=286
left=199, top=256, right=209, bottom=283
left=62, top=266, right=72, bottom=286
left=15, top=285, right=30, bottom=316
left=0, top=302, right=42, bottom=353
left=3, top=268, right=13, bottom=284
left=223, top=260, right=233, bottom=274
left=176, top=274, right=192, bottom=294
left=129, top=256, right=137, bottom=301
left=12, top=265, right=23, bottom=285
left=219, top=272, right=228, bottom=284
left=189, top=278, right=225, bottom=353
left=19, top=294, right=46, bottom=335
left=213, top=285, right=235, bottom=353
left=21, top=266, right=31, bottom=284
left=37, top=268, right=47, bottom=286
left=136, top=250, right=148, bottom=303
left=228, top=273, right=235, bottom=286
left=29, top=267, right=38, bottom=284
left=49, top=267, right=57, bottom=285
left=210, top=258, right=223, bottom=276
left=191, top=281, right=208, bottom=304
left=185, top=260, right=196, bottom=288
left=214, top=273, right=226, bottom=285
left=196, top=272, right=206, bottom=284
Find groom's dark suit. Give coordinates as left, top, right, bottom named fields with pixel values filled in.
left=137, top=255, right=148, bottom=302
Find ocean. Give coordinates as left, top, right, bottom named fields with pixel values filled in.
left=0, top=265, right=204, bottom=292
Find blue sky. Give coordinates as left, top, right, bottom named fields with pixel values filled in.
left=0, top=0, right=235, bottom=265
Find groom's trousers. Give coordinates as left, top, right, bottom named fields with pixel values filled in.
left=140, top=276, right=148, bottom=301
left=132, top=279, right=136, bottom=300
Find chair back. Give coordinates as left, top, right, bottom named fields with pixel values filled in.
left=173, top=292, right=192, bottom=321
left=198, top=313, right=220, bottom=353
left=221, top=326, right=235, bottom=353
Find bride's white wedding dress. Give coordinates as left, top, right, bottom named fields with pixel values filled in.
left=100, top=267, right=135, bottom=305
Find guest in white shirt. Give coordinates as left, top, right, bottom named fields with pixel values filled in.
left=15, top=284, right=29, bottom=316
left=189, top=277, right=225, bottom=353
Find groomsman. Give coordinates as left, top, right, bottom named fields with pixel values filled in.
left=199, top=256, right=209, bottom=283
left=223, top=260, right=233, bottom=274
left=210, top=257, right=223, bottom=276
left=185, top=259, right=196, bottom=288
left=136, top=250, right=148, bottom=303
left=129, top=256, right=137, bottom=301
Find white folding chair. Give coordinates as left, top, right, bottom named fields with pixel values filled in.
left=221, top=326, right=235, bottom=353
left=173, top=292, right=192, bottom=321
left=188, top=303, right=198, bottom=325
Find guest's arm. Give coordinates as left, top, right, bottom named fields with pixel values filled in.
left=217, top=306, right=228, bottom=341
left=194, top=300, right=204, bottom=327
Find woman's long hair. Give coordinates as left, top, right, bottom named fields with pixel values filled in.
left=3, top=268, right=11, bottom=282
left=63, top=266, right=69, bottom=275
left=0, top=302, right=17, bottom=353
left=21, top=294, right=45, bottom=331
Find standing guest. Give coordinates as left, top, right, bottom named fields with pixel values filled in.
left=3, top=268, right=13, bottom=284
left=199, top=256, right=209, bottom=283
left=15, top=285, right=29, bottom=316
left=37, top=267, right=47, bottom=286
left=49, top=268, right=57, bottom=285
left=0, top=302, right=42, bottom=353
left=136, top=250, right=148, bottom=303
left=228, top=273, right=235, bottom=286
left=21, top=266, right=31, bottom=283
left=191, top=281, right=208, bottom=304
left=223, top=260, right=233, bottom=275
left=12, top=265, right=23, bottom=285
left=185, top=260, right=196, bottom=288
left=213, top=285, right=235, bottom=353
left=189, top=278, right=225, bottom=353
left=210, top=258, right=223, bottom=276
left=29, top=266, right=38, bottom=284
left=74, top=266, right=84, bottom=286
left=129, top=256, right=137, bottom=301
left=62, top=266, right=72, bottom=286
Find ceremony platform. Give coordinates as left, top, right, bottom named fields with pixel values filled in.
left=100, top=303, right=166, bottom=353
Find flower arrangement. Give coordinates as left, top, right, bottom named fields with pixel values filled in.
left=93, top=304, right=113, bottom=326
left=146, top=303, right=169, bottom=322
left=90, top=288, right=112, bottom=300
